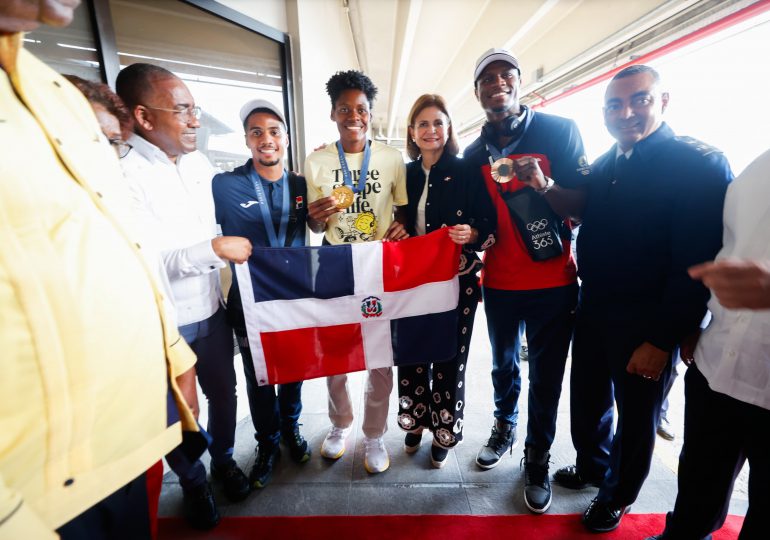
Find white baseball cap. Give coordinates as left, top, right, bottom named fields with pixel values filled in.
left=474, top=48, right=520, bottom=82
left=239, top=99, right=286, bottom=128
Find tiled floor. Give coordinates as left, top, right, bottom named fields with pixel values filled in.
left=159, top=307, right=749, bottom=521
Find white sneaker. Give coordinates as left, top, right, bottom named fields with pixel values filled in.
left=321, top=426, right=351, bottom=459
left=363, top=437, right=390, bottom=473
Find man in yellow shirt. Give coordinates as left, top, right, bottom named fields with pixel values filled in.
left=0, top=1, right=199, bottom=538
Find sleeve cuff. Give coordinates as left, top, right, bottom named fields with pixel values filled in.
left=187, top=239, right=225, bottom=271
left=166, top=334, right=197, bottom=378
left=645, top=330, right=676, bottom=354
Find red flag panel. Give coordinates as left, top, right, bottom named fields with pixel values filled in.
left=382, top=230, right=460, bottom=292
left=260, top=323, right=367, bottom=384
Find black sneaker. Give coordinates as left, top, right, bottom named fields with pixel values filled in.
left=522, top=446, right=551, bottom=513
left=430, top=444, right=450, bottom=469
left=249, top=443, right=281, bottom=489
left=281, top=425, right=311, bottom=463
left=553, top=464, right=603, bottom=490
left=582, top=497, right=630, bottom=533
left=476, top=419, right=517, bottom=469
left=211, top=459, right=250, bottom=502
left=182, top=482, right=220, bottom=530
left=404, top=429, right=423, bottom=454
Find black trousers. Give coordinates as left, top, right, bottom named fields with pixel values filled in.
left=661, top=365, right=770, bottom=540
left=397, top=273, right=480, bottom=448
left=570, top=312, right=672, bottom=507
left=56, top=472, right=151, bottom=540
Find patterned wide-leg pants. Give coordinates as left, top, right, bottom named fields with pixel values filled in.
left=397, top=273, right=480, bottom=448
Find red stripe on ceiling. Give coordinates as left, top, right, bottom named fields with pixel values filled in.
left=533, top=0, right=770, bottom=109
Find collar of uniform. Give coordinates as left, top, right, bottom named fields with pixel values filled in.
left=234, top=158, right=254, bottom=179
left=127, top=133, right=178, bottom=165
left=615, top=145, right=633, bottom=159
left=239, top=158, right=289, bottom=182
left=625, top=122, right=675, bottom=162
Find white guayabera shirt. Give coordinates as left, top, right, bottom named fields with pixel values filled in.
left=695, top=148, right=770, bottom=411
left=122, top=134, right=225, bottom=326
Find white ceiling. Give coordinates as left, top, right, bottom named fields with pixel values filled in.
left=334, top=0, right=750, bottom=144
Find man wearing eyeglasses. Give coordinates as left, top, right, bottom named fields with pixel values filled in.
left=117, top=63, right=252, bottom=531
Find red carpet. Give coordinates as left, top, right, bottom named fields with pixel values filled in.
left=159, top=514, right=744, bottom=539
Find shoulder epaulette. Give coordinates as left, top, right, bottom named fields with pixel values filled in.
left=675, top=136, right=722, bottom=156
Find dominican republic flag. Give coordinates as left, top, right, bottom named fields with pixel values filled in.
left=235, top=229, right=461, bottom=386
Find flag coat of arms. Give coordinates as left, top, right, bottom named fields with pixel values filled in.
left=235, top=229, right=461, bottom=385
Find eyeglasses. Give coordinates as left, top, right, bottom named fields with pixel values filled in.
left=145, top=105, right=202, bottom=121
left=109, top=138, right=133, bottom=159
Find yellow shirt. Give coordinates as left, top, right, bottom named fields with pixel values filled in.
left=305, top=140, right=407, bottom=244
left=0, top=35, right=197, bottom=538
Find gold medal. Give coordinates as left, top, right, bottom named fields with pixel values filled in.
left=491, top=157, right=514, bottom=183
left=332, top=185, right=355, bottom=209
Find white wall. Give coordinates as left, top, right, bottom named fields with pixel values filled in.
left=292, top=0, right=359, bottom=170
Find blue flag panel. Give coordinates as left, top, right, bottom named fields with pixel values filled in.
left=248, top=244, right=355, bottom=302
left=390, top=310, right=458, bottom=366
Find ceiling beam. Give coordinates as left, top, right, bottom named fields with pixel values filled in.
left=456, top=0, right=736, bottom=137
left=447, top=0, right=561, bottom=112
left=385, top=0, right=423, bottom=142
left=345, top=0, right=368, bottom=73
left=431, top=0, right=492, bottom=95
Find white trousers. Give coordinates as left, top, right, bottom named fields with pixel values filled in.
left=327, top=367, right=393, bottom=439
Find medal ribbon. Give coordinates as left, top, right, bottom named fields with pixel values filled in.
left=336, top=139, right=371, bottom=193
left=248, top=168, right=290, bottom=247
left=485, top=106, right=533, bottom=163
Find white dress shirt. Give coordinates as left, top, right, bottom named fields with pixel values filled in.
left=696, top=148, right=770, bottom=411
left=122, top=134, right=224, bottom=326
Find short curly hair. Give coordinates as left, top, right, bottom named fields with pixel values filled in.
left=64, top=74, right=133, bottom=139
left=325, top=70, right=378, bottom=108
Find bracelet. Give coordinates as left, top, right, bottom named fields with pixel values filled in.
left=535, top=177, right=555, bottom=194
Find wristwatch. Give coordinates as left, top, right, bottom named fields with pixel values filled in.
left=535, top=177, right=555, bottom=194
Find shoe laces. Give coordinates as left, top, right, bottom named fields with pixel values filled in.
left=255, top=446, right=275, bottom=470
left=286, top=424, right=306, bottom=446
left=520, top=456, right=551, bottom=487
left=364, top=437, right=385, bottom=453
left=486, top=426, right=514, bottom=455
left=328, top=426, right=348, bottom=440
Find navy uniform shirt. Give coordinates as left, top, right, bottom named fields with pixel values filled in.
left=577, top=122, right=733, bottom=351
left=212, top=159, right=307, bottom=249
left=212, top=159, right=308, bottom=334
